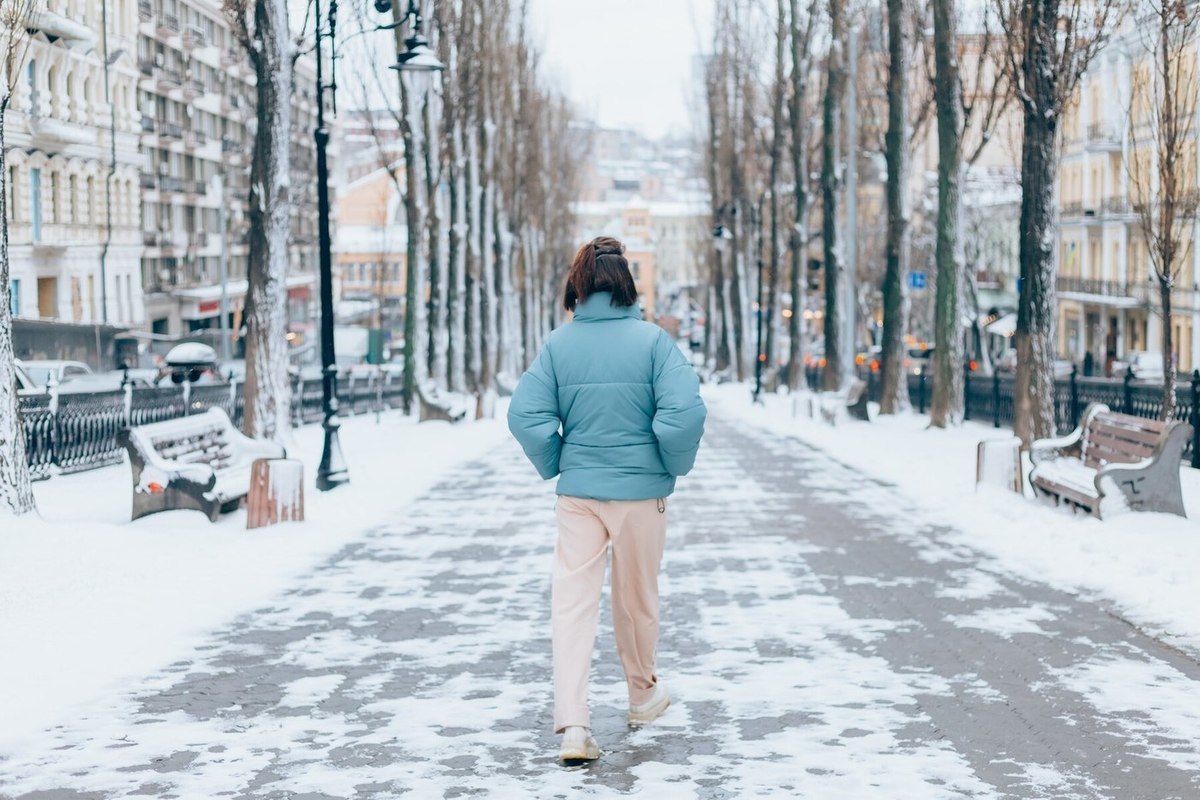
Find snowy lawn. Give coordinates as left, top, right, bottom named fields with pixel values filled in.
left=0, top=407, right=508, bottom=755
left=707, top=383, right=1200, bottom=654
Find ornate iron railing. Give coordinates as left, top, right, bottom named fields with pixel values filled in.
left=18, top=373, right=412, bottom=479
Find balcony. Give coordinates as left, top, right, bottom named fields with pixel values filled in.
left=182, top=78, right=206, bottom=101
left=1060, top=201, right=1083, bottom=218
left=138, top=58, right=154, bottom=77
left=161, top=121, right=183, bottom=140
left=156, top=12, right=179, bottom=36
left=182, top=25, right=207, bottom=49
left=28, top=2, right=97, bottom=48
left=137, top=0, right=151, bottom=21
left=184, top=129, right=207, bottom=149
left=139, top=171, right=156, bottom=190
left=1086, top=122, right=1121, bottom=152
left=140, top=115, right=155, bottom=133
left=1056, top=276, right=1140, bottom=304
left=221, top=47, right=242, bottom=68
left=190, top=231, right=209, bottom=248
left=157, top=67, right=182, bottom=91
left=142, top=230, right=158, bottom=246
left=221, top=93, right=246, bottom=115
left=1101, top=197, right=1133, bottom=218
left=159, top=176, right=185, bottom=193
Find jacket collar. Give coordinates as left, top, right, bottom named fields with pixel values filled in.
left=572, top=292, right=642, bottom=322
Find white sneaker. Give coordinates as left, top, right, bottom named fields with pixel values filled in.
left=559, top=726, right=601, bottom=763
left=628, top=681, right=671, bottom=726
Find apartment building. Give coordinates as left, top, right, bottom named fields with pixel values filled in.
left=1058, top=24, right=1200, bottom=374
left=135, top=0, right=320, bottom=346
left=331, top=165, right=407, bottom=338
left=6, top=0, right=144, bottom=330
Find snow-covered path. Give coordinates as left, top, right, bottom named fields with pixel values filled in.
left=3, top=410, right=1200, bottom=798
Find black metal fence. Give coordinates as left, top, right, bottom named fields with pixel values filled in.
left=18, top=373, right=409, bottom=479
left=806, top=366, right=1200, bottom=469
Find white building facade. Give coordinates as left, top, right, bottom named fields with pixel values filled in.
left=7, top=0, right=144, bottom=329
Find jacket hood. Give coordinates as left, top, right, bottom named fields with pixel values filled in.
left=573, top=292, right=642, bottom=322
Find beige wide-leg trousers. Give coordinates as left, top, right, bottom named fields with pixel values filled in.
left=552, top=495, right=668, bottom=734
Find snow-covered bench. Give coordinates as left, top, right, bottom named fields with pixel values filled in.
left=1029, top=403, right=1190, bottom=518
left=121, top=407, right=286, bottom=522
left=416, top=381, right=469, bottom=423
left=808, top=378, right=871, bottom=425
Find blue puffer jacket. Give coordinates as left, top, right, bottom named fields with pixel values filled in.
left=507, top=292, right=707, bottom=501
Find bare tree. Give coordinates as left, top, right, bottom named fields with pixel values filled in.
left=0, top=0, right=35, bottom=516
left=879, top=0, right=911, bottom=413
left=224, top=0, right=293, bottom=440
left=1129, top=0, right=1200, bottom=420
left=929, top=0, right=965, bottom=426
left=821, top=0, right=847, bottom=391
left=786, top=0, right=818, bottom=391
left=997, top=0, right=1123, bottom=444
left=765, top=0, right=789, bottom=372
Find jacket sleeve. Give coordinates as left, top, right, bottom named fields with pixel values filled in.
left=651, top=332, right=706, bottom=477
left=507, top=342, right=563, bottom=480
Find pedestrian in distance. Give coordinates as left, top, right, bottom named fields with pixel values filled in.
left=507, top=236, right=707, bottom=765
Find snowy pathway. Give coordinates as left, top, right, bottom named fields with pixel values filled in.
left=3, top=411, right=1200, bottom=798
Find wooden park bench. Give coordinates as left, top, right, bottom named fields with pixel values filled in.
left=121, top=407, right=286, bottom=522
left=1029, top=403, right=1190, bottom=518
left=807, top=378, right=871, bottom=425
left=416, top=381, right=469, bottom=423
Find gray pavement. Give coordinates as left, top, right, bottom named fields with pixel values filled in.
left=2, top=409, right=1200, bottom=798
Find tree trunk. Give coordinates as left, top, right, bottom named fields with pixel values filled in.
left=1013, top=106, right=1060, bottom=445
left=0, top=102, right=36, bottom=516
left=765, top=0, right=787, bottom=372
left=930, top=0, right=963, bottom=427
left=447, top=120, right=467, bottom=392
left=423, top=90, right=447, bottom=389
left=1161, top=280, right=1177, bottom=420
left=879, top=0, right=910, bottom=414
left=821, top=0, right=846, bottom=392
left=396, top=66, right=425, bottom=414
left=786, top=0, right=811, bottom=392
left=242, top=0, right=292, bottom=441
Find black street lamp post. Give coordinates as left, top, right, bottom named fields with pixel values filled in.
left=312, top=0, right=443, bottom=492
left=753, top=196, right=764, bottom=404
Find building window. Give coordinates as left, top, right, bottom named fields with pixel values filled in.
left=30, top=167, right=41, bottom=241
left=9, top=279, right=20, bottom=316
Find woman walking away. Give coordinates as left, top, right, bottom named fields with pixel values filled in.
left=508, top=236, right=706, bottom=765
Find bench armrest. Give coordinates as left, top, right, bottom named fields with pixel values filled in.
left=217, top=417, right=287, bottom=461
left=1095, top=421, right=1190, bottom=516
left=1030, top=403, right=1109, bottom=465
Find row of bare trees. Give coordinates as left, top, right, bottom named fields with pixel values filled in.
left=363, top=0, right=581, bottom=407
left=702, top=0, right=1191, bottom=444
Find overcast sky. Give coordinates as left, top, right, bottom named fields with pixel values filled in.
left=526, top=0, right=713, bottom=140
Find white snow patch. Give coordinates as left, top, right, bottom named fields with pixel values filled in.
left=1057, top=652, right=1200, bottom=772
left=948, top=605, right=1058, bottom=637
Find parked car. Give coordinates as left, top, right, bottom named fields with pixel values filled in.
left=1113, top=350, right=1166, bottom=382
left=994, top=349, right=1074, bottom=379
left=13, top=362, right=43, bottom=395
left=907, top=346, right=933, bottom=377
left=55, top=372, right=153, bottom=394
left=17, top=359, right=93, bottom=387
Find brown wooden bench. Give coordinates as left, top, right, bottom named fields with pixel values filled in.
left=416, top=381, right=468, bottom=423
left=1029, top=403, right=1190, bottom=518
left=121, top=408, right=286, bottom=522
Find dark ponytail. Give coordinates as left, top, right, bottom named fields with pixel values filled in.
left=563, top=236, right=638, bottom=311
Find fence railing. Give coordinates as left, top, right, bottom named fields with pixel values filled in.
left=18, top=373, right=410, bottom=479
left=805, top=365, right=1200, bottom=468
